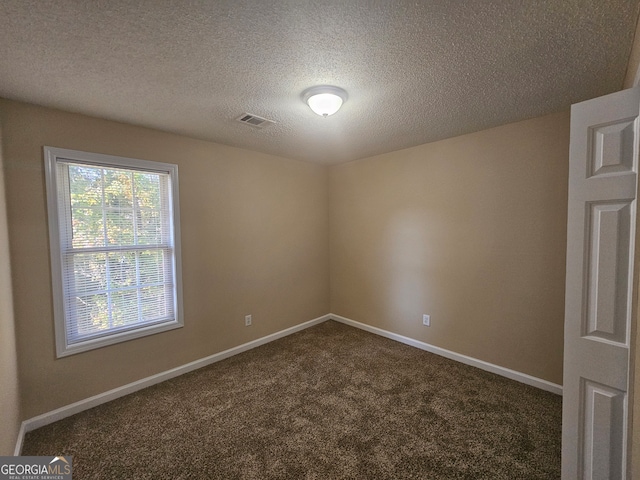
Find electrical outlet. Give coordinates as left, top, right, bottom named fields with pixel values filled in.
left=245, top=314, right=252, bottom=326
left=423, top=314, right=430, bottom=326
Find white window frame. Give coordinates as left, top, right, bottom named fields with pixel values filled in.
left=44, top=146, right=184, bottom=357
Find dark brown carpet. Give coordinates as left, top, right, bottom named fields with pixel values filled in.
left=23, top=320, right=561, bottom=479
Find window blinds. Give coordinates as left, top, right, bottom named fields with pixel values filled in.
left=56, top=161, right=176, bottom=345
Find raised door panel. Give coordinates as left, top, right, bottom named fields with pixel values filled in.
left=563, top=86, right=639, bottom=480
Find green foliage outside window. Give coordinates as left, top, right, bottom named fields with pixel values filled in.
left=66, top=165, right=171, bottom=338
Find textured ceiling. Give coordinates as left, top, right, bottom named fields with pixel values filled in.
left=0, top=1, right=639, bottom=164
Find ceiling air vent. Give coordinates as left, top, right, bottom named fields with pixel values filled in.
left=236, top=113, right=275, bottom=129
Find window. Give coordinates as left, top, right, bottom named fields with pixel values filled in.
left=44, top=147, right=183, bottom=357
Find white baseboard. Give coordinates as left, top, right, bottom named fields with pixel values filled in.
left=329, top=314, right=563, bottom=396
left=13, top=422, right=26, bottom=456
left=15, top=311, right=562, bottom=455
left=16, top=314, right=330, bottom=453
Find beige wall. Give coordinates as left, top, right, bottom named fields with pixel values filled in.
left=329, top=111, right=570, bottom=385
left=624, top=12, right=640, bottom=89
left=0, top=112, right=21, bottom=454
left=0, top=99, right=329, bottom=419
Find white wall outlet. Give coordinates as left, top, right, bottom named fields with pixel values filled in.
left=245, top=314, right=252, bottom=326
left=423, top=314, right=430, bottom=326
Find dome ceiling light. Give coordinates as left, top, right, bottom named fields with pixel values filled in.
left=302, top=86, right=348, bottom=117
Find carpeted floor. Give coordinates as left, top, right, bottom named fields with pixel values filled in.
left=22, top=320, right=562, bottom=479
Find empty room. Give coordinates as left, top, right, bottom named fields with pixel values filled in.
left=1, top=1, right=640, bottom=478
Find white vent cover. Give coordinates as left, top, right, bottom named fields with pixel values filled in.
left=236, top=113, right=275, bottom=128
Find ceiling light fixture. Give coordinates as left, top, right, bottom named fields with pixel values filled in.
left=302, top=86, right=348, bottom=117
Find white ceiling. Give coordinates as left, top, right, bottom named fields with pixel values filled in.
left=0, top=1, right=639, bottom=164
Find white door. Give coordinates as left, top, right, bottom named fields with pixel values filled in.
left=562, top=86, right=639, bottom=479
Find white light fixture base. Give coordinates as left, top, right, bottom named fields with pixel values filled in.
left=302, top=85, right=348, bottom=117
